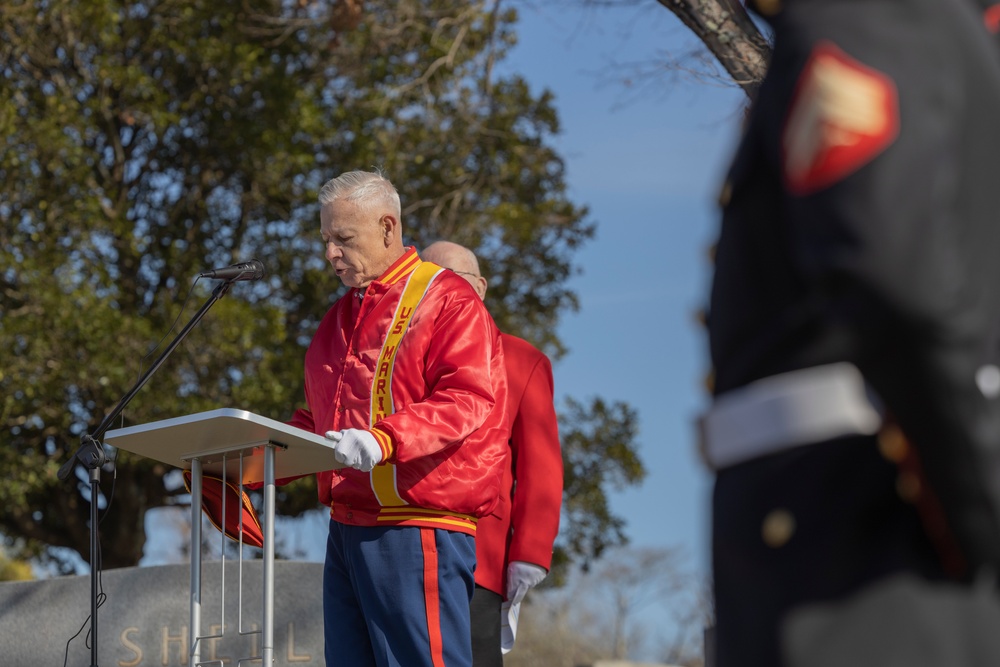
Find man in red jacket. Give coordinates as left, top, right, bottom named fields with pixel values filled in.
left=292, top=172, right=509, bottom=667
left=421, top=241, right=563, bottom=667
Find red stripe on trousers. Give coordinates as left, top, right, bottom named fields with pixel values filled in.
left=421, top=529, right=445, bottom=667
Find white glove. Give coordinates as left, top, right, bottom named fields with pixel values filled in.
left=505, top=560, right=547, bottom=606
left=501, top=561, right=547, bottom=654
left=325, top=428, right=382, bottom=472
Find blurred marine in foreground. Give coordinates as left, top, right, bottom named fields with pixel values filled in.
left=703, top=0, right=1000, bottom=665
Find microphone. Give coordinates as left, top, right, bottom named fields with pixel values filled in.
left=198, top=259, right=266, bottom=281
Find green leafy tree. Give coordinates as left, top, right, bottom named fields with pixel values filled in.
left=0, top=0, right=642, bottom=572
left=553, top=396, right=645, bottom=581
left=0, top=549, right=34, bottom=582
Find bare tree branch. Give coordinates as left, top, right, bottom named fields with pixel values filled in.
left=655, top=0, right=770, bottom=99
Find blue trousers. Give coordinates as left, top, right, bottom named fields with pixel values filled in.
left=323, top=520, right=476, bottom=667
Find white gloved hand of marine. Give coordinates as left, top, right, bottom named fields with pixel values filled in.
left=325, top=428, right=382, bottom=472
left=501, top=561, right=548, bottom=654
left=506, top=560, right=547, bottom=606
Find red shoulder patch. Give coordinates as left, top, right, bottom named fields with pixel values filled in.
left=782, top=41, right=899, bottom=195
left=985, top=5, right=1000, bottom=33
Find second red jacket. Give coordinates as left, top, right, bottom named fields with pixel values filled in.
left=474, top=333, right=563, bottom=596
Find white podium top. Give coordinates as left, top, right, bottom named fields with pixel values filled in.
left=104, top=408, right=342, bottom=484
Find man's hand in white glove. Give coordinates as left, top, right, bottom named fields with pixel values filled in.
left=325, top=428, right=383, bottom=472
left=506, top=561, right=547, bottom=606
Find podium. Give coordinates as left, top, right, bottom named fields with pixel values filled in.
left=104, top=408, right=341, bottom=665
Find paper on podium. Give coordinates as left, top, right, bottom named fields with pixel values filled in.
left=104, top=408, right=343, bottom=484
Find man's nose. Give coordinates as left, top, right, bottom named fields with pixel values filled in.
left=325, top=242, right=342, bottom=261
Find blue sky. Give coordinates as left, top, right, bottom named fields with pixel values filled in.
left=500, top=3, right=745, bottom=577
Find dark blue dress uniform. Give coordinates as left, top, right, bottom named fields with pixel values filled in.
left=704, top=0, right=1000, bottom=665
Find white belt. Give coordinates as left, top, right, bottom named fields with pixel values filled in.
left=699, top=362, right=884, bottom=471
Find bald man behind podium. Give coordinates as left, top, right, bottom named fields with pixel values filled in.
left=421, top=241, right=563, bottom=666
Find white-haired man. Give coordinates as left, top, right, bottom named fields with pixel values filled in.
left=288, top=171, right=509, bottom=667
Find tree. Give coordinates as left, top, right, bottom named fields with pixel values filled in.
left=553, top=397, right=645, bottom=582
left=506, top=545, right=708, bottom=667
left=1, top=0, right=644, bottom=572
left=654, top=0, right=770, bottom=98
left=0, top=549, right=34, bottom=582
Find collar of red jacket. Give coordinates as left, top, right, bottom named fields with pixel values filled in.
left=379, top=246, right=421, bottom=285
left=352, top=247, right=422, bottom=303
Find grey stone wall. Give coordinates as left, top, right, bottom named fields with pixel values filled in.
left=0, top=561, right=323, bottom=667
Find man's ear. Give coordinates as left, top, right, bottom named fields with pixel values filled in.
left=380, top=214, right=398, bottom=246
left=474, top=276, right=488, bottom=300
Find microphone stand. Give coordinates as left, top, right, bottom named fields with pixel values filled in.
left=57, top=278, right=237, bottom=667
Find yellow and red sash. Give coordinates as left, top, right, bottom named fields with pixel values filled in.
left=369, top=260, right=440, bottom=508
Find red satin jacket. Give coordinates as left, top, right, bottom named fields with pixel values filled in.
left=474, top=333, right=563, bottom=595
left=288, top=248, right=508, bottom=535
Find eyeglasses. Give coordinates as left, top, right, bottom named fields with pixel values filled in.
left=450, top=269, right=480, bottom=279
